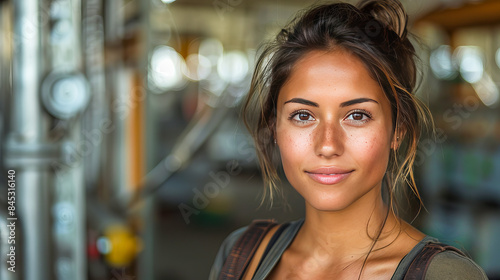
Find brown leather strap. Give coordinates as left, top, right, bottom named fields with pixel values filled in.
left=219, top=219, right=278, bottom=280
left=404, top=242, right=466, bottom=280
left=242, top=223, right=281, bottom=280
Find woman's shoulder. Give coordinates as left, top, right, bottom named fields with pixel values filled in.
left=394, top=235, right=488, bottom=280
left=426, top=249, right=488, bottom=279
left=208, top=225, right=248, bottom=280
left=218, top=224, right=249, bottom=254
left=209, top=219, right=303, bottom=280
left=213, top=219, right=303, bottom=258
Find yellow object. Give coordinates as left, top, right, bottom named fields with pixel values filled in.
left=103, top=224, right=142, bottom=267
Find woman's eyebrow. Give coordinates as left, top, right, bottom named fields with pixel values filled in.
left=283, top=98, right=319, bottom=107
left=340, top=98, right=378, bottom=107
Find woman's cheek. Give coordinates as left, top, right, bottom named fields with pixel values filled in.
left=346, top=128, right=390, bottom=164
left=278, top=127, right=312, bottom=166
left=280, top=128, right=308, bottom=153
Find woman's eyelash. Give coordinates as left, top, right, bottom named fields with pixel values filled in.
left=347, top=109, right=372, bottom=118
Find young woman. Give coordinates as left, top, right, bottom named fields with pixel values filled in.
left=210, top=0, right=488, bottom=279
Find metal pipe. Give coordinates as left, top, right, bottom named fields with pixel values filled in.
left=82, top=0, right=106, bottom=191
left=48, top=0, right=87, bottom=278
left=12, top=0, right=48, bottom=141
left=11, top=0, right=52, bottom=279
left=138, top=0, right=155, bottom=278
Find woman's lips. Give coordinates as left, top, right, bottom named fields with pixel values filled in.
left=305, top=167, right=353, bottom=185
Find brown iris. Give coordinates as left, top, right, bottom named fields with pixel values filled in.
left=352, top=112, right=363, bottom=121
left=297, top=113, right=309, bottom=121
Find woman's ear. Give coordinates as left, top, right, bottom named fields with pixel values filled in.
left=391, top=127, right=405, bottom=150
left=269, top=118, right=277, bottom=146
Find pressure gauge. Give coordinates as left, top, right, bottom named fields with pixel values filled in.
left=42, top=71, right=90, bottom=119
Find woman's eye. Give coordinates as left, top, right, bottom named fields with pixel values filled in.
left=345, top=111, right=371, bottom=123
left=290, top=111, right=315, bottom=123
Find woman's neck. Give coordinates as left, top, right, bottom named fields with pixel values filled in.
left=295, top=190, right=399, bottom=261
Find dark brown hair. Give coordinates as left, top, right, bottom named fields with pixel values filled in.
left=243, top=0, right=431, bottom=215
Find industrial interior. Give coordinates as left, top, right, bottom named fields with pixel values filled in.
left=0, top=0, right=499, bottom=279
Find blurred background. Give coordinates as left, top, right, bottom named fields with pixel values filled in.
left=0, top=0, right=499, bottom=279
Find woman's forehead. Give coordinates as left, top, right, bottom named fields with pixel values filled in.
left=278, top=50, right=387, bottom=104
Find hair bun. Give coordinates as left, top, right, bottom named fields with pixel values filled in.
left=358, top=0, right=408, bottom=40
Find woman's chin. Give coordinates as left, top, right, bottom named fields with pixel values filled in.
left=305, top=198, right=354, bottom=213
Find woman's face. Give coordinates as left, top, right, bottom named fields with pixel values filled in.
left=276, top=50, right=395, bottom=212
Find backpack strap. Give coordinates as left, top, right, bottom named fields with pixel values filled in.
left=404, top=242, right=466, bottom=280
left=219, top=219, right=278, bottom=280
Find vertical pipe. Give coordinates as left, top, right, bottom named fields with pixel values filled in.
left=138, top=1, right=155, bottom=279
left=63, top=0, right=86, bottom=278
left=128, top=73, right=145, bottom=195
left=0, top=0, right=8, bottom=163
left=11, top=0, right=52, bottom=279
left=82, top=0, right=106, bottom=191
left=12, top=0, right=48, bottom=141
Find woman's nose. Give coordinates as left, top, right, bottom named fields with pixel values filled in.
left=314, top=121, right=344, bottom=158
